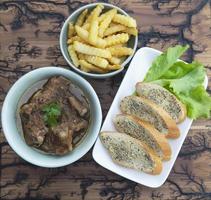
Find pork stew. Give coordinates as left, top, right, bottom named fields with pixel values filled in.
left=19, top=76, right=90, bottom=155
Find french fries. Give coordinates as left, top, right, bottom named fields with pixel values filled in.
left=98, top=12, right=107, bottom=23
left=74, top=41, right=111, bottom=58
left=84, top=55, right=108, bottom=68
left=78, top=53, right=85, bottom=60
left=68, top=45, right=79, bottom=67
left=108, top=56, right=121, bottom=65
left=107, top=64, right=121, bottom=70
left=67, top=36, right=84, bottom=44
left=66, top=4, right=138, bottom=74
left=75, top=25, right=106, bottom=48
left=98, top=9, right=117, bottom=37
left=75, top=25, right=90, bottom=41
left=82, top=23, right=90, bottom=30
left=89, top=19, right=99, bottom=45
left=68, top=22, right=75, bottom=38
left=107, top=46, right=133, bottom=57
left=104, top=24, right=126, bottom=36
left=79, top=61, right=90, bottom=72
left=104, top=25, right=138, bottom=36
left=88, top=5, right=104, bottom=45
left=105, top=33, right=129, bottom=47
left=109, top=43, right=126, bottom=48
left=122, top=27, right=138, bottom=36
left=113, top=14, right=137, bottom=27
left=79, top=60, right=107, bottom=73
left=84, top=4, right=104, bottom=24
left=75, top=9, right=88, bottom=26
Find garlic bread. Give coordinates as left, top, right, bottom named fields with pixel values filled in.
left=120, top=96, right=180, bottom=138
left=100, top=131, right=162, bottom=174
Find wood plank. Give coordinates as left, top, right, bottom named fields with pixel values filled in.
left=0, top=0, right=211, bottom=199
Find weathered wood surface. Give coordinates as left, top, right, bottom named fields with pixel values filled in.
left=0, top=0, right=211, bottom=199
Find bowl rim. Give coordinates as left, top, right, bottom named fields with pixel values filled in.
left=1, top=67, right=102, bottom=167
left=60, top=2, right=138, bottom=79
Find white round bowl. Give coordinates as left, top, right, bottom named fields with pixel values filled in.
left=60, top=2, right=138, bottom=79
left=1, top=67, right=102, bottom=167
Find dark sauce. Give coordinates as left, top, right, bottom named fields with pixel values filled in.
left=17, top=76, right=90, bottom=155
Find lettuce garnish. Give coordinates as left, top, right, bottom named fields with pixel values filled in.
left=143, top=45, right=211, bottom=119
left=144, top=45, right=189, bottom=82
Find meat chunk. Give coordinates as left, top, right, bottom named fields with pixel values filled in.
left=72, top=119, right=88, bottom=132
left=30, top=77, right=70, bottom=105
left=68, top=96, right=88, bottom=117
left=40, top=124, right=73, bottom=155
left=20, top=76, right=90, bottom=155
left=20, top=103, right=48, bottom=147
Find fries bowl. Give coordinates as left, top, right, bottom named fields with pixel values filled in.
left=60, top=3, right=138, bottom=78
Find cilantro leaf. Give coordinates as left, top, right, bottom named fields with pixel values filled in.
left=42, top=102, right=61, bottom=127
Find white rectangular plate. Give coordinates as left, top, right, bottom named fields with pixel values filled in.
left=92, top=47, right=208, bottom=188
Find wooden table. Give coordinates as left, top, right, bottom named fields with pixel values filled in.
left=0, top=1, right=211, bottom=199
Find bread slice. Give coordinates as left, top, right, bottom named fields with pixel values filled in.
left=113, top=114, right=172, bottom=160
left=136, top=82, right=186, bottom=123
left=120, top=96, right=180, bottom=138
left=100, top=131, right=162, bottom=174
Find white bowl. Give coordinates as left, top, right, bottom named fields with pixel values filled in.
left=1, top=67, right=102, bottom=167
left=60, top=2, right=138, bottom=79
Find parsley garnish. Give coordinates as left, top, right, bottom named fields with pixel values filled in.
left=42, top=102, right=61, bottom=127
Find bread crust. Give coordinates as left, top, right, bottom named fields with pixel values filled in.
left=120, top=96, right=180, bottom=138
left=177, top=100, right=187, bottom=123
left=136, top=82, right=187, bottom=123
left=100, top=131, right=162, bottom=175
left=130, top=115, right=172, bottom=160
left=149, top=151, right=163, bottom=175
left=142, top=97, right=180, bottom=138
left=114, top=114, right=172, bottom=161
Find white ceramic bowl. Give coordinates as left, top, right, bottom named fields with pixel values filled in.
left=60, top=2, right=138, bottom=79
left=1, top=67, right=102, bottom=167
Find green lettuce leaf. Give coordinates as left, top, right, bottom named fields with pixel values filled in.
left=152, top=64, right=205, bottom=94
left=144, top=45, right=211, bottom=119
left=170, top=66, right=205, bottom=94
left=151, top=64, right=210, bottom=119
left=161, top=61, right=202, bottom=79
left=178, top=86, right=211, bottom=119
left=144, top=45, right=189, bottom=82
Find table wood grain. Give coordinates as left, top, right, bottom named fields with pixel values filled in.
left=0, top=0, right=211, bottom=199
